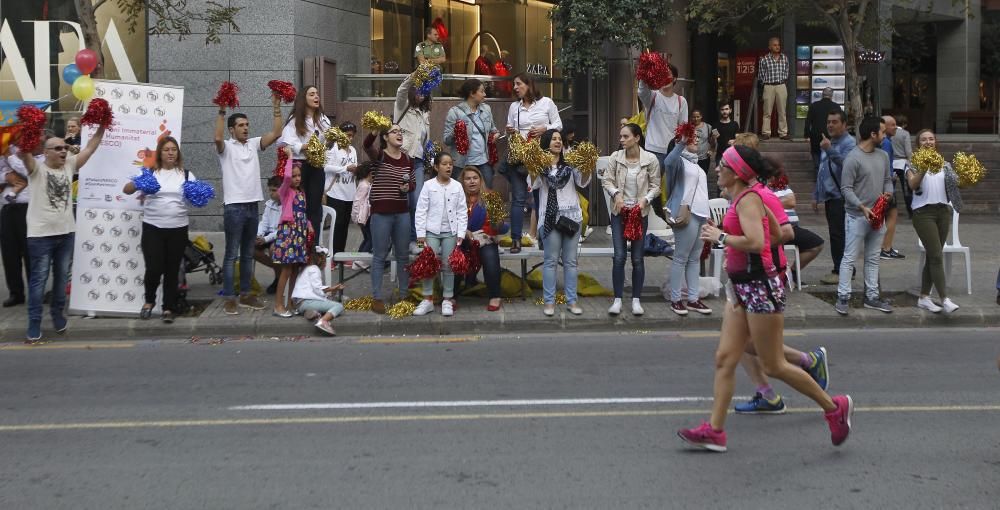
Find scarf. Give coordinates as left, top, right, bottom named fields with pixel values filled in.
left=541, top=164, right=573, bottom=240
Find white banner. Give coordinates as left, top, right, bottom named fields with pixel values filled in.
left=70, top=81, right=185, bottom=316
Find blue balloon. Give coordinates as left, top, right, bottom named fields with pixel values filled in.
left=62, top=64, right=81, bottom=85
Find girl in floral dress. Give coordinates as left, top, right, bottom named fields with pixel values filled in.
left=272, top=147, right=312, bottom=317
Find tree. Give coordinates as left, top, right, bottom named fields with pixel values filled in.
left=684, top=0, right=879, bottom=130
left=74, top=0, right=241, bottom=77
left=550, top=0, right=675, bottom=78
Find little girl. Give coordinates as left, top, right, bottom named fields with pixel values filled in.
left=291, top=246, right=345, bottom=335
left=350, top=161, right=375, bottom=268
left=412, top=153, right=468, bottom=317
left=272, top=147, right=312, bottom=317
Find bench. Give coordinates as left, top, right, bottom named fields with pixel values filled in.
left=333, top=245, right=620, bottom=300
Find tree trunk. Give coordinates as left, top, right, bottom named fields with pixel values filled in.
left=841, top=25, right=863, bottom=134
left=74, top=0, right=105, bottom=78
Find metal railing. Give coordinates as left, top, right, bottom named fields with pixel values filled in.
left=342, top=73, right=571, bottom=103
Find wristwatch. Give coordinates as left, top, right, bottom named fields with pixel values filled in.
left=717, top=233, right=728, bottom=247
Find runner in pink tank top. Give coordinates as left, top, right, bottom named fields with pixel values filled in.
left=677, top=145, right=854, bottom=453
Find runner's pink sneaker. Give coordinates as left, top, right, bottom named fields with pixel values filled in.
left=825, top=394, right=854, bottom=446
left=677, top=421, right=727, bottom=452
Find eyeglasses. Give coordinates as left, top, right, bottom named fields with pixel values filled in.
left=46, top=145, right=68, bottom=152
left=387, top=129, right=403, bottom=135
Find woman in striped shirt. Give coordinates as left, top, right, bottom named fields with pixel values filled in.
left=363, top=124, right=415, bottom=314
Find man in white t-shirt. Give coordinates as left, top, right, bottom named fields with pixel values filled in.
left=17, top=126, right=106, bottom=341
left=214, top=93, right=284, bottom=315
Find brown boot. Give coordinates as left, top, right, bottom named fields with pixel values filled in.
left=509, top=239, right=522, bottom=254
left=372, top=299, right=386, bottom=314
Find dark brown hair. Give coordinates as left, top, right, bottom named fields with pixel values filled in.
left=289, top=85, right=324, bottom=136
left=513, top=73, right=542, bottom=103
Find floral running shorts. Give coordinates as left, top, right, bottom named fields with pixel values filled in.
left=725, top=275, right=786, bottom=314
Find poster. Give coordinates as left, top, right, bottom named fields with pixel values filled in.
left=811, top=60, right=846, bottom=75
left=70, top=80, right=184, bottom=315
left=811, top=45, right=845, bottom=60
left=812, top=75, right=845, bottom=89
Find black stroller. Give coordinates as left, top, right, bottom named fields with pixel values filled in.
left=175, top=235, right=222, bottom=314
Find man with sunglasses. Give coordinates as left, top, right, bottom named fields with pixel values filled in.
left=16, top=125, right=106, bottom=341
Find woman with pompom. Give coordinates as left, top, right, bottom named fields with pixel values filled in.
left=906, top=130, right=963, bottom=314
left=280, top=86, right=331, bottom=235
left=444, top=78, right=498, bottom=192
left=457, top=166, right=505, bottom=312
left=601, top=123, right=660, bottom=316
left=122, top=137, right=194, bottom=323
left=394, top=68, right=432, bottom=255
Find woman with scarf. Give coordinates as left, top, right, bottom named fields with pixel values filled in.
left=531, top=129, right=590, bottom=317
left=677, top=145, right=854, bottom=453
left=458, top=166, right=504, bottom=311
left=662, top=134, right=711, bottom=316
left=602, top=123, right=660, bottom=316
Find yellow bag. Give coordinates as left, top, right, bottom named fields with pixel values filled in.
left=497, top=234, right=536, bottom=248
left=460, top=268, right=528, bottom=298
left=526, top=269, right=612, bottom=296
left=232, top=261, right=263, bottom=296
left=578, top=192, right=590, bottom=227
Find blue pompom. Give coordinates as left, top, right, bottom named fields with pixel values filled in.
left=182, top=179, right=216, bottom=208
left=131, top=168, right=161, bottom=195
left=424, top=140, right=435, bottom=160
left=417, top=68, right=443, bottom=97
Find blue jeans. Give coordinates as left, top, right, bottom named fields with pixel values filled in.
left=648, top=151, right=668, bottom=221
left=358, top=222, right=372, bottom=253
left=670, top=216, right=706, bottom=302
left=610, top=213, right=647, bottom=299
left=408, top=158, right=426, bottom=242
left=838, top=213, right=886, bottom=300
left=27, top=233, right=73, bottom=337
left=505, top=163, right=528, bottom=240
left=542, top=228, right=580, bottom=304
left=475, top=163, right=495, bottom=190
left=370, top=212, right=410, bottom=300
left=422, top=232, right=457, bottom=298
left=222, top=202, right=259, bottom=297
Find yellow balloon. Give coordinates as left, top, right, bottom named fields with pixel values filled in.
left=72, top=75, right=95, bottom=101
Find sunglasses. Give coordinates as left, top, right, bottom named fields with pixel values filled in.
left=46, top=145, right=69, bottom=152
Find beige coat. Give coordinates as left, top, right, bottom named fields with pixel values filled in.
left=601, top=148, right=661, bottom=217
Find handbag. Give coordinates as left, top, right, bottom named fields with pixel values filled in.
left=554, top=216, right=580, bottom=236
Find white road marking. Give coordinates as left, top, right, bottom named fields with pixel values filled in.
left=227, top=396, right=748, bottom=411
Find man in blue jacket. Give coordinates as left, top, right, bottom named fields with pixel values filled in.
left=812, top=109, right=854, bottom=285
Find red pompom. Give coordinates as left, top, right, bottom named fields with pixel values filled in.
left=674, top=122, right=696, bottom=143
left=487, top=132, right=499, bottom=166
left=636, top=51, right=673, bottom=90
left=274, top=146, right=288, bottom=178
left=622, top=205, right=644, bottom=241
left=407, top=245, right=442, bottom=281
left=212, top=81, right=240, bottom=109
left=454, top=120, right=469, bottom=155
left=80, top=98, right=114, bottom=130
left=307, top=229, right=316, bottom=251
left=700, top=241, right=713, bottom=262
left=869, top=193, right=890, bottom=230
left=267, top=80, right=296, bottom=103
left=768, top=173, right=789, bottom=191
left=15, top=104, right=46, bottom=152
left=466, top=240, right=482, bottom=275
left=449, top=245, right=472, bottom=276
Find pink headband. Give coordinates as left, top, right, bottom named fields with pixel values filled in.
left=722, top=146, right=757, bottom=182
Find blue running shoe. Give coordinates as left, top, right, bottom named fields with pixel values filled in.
left=807, top=347, right=829, bottom=391
left=734, top=393, right=786, bottom=414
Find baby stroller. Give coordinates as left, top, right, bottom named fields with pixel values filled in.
left=175, top=235, right=222, bottom=314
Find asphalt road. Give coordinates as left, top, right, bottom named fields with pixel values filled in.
left=1, top=329, right=999, bottom=509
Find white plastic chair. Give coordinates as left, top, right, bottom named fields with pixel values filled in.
left=917, top=209, right=971, bottom=295
left=320, top=205, right=337, bottom=285
left=706, top=198, right=730, bottom=281
left=784, top=244, right=801, bottom=290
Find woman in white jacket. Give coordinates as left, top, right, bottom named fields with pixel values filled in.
left=413, top=153, right=468, bottom=317
left=323, top=121, right=358, bottom=257
left=395, top=70, right=432, bottom=253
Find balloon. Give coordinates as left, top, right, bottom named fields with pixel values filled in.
left=72, top=75, right=95, bottom=101
left=62, top=64, right=81, bottom=85
left=75, top=49, right=99, bottom=75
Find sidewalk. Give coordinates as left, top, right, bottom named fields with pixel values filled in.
left=1, top=214, right=998, bottom=341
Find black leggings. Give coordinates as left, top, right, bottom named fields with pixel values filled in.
left=328, top=197, right=353, bottom=255
left=141, top=222, right=188, bottom=311
left=300, top=161, right=325, bottom=236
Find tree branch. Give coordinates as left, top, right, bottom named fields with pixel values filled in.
left=93, top=0, right=108, bottom=12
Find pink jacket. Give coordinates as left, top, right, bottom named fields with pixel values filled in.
left=277, top=158, right=298, bottom=224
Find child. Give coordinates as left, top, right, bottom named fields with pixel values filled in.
left=256, top=175, right=283, bottom=294
left=291, top=245, right=345, bottom=335
left=350, top=161, right=374, bottom=270
left=271, top=147, right=312, bottom=317
left=412, top=153, right=467, bottom=317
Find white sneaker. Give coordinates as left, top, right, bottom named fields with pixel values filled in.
left=409, top=241, right=421, bottom=255
left=314, top=319, right=335, bottom=335
left=608, top=298, right=622, bottom=315
left=917, top=297, right=942, bottom=313
left=441, top=299, right=454, bottom=317
left=941, top=298, right=959, bottom=314
left=579, top=226, right=594, bottom=243
left=413, top=299, right=434, bottom=316
left=351, top=260, right=370, bottom=271
left=632, top=299, right=644, bottom=316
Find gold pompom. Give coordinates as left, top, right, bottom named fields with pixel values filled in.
left=362, top=110, right=392, bottom=132
left=324, top=126, right=352, bottom=150
left=534, top=292, right=567, bottom=305
left=387, top=300, right=417, bottom=319
left=305, top=134, right=327, bottom=167
left=344, top=295, right=374, bottom=311
left=482, top=190, right=509, bottom=222
left=911, top=147, right=945, bottom=174
left=565, top=141, right=599, bottom=177
left=953, top=152, right=987, bottom=188
left=508, top=132, right=550, bottom=180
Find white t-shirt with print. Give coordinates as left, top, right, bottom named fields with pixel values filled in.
left=27, top=155, right=76, bottom=237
